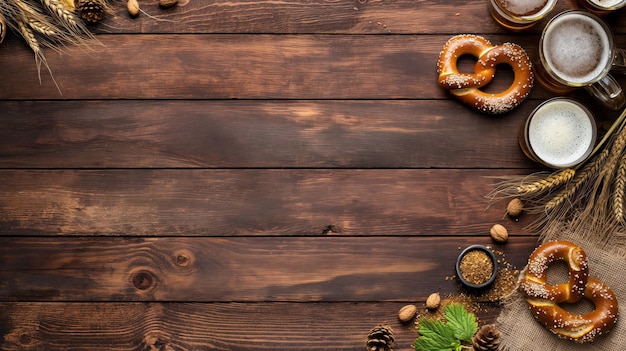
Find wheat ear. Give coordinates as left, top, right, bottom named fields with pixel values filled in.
left=16, top=16, right=61, bottom=92
left=39, top=0, right=90, bottom=35
left=0, top=11, right=6, bottom=43
left=16, top=17, right=43, bottom=70
left=612, top=153, right=626, bottom=223
left=545, top=148, right=609, bottom=212
left=603, top=120, right=626, bottom=176
left=517, top=168, right=575, bottom=196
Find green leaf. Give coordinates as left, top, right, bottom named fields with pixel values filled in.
left=413, top=319, right=460, bottom=351
left=444, top=303, right=478, bottom=343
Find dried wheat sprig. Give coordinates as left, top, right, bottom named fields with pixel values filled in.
left=29, top=1, right=98, bottom=47
left=585, top=107, right=626, bottom=166
left=564, top=110, right=626, bottom=233
left=13, top=1, right=57, bottom=36
left=38, top=0, right=83, bottom=32
left=545, top=148, right=610, bottom=212
left=602, top=118, right=626, bottom=176
left=0, top=11, right=6, bottom=43
left=612, top=153, right=626, bottom=223
left=516, top=168, right=575, bottom=196
left=16, top=17, right=43, bottom=71
left=15, top=16, right=61, bottom=92
left=26, top=16, right=57, bottom=37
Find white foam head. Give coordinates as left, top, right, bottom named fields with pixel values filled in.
left=542, top=12, right=612, bottom=85
left=588, top=0, right=624, bottom=9
left=528, top=100, right=595, bottom=168
left=499, top=0, right=551, bottom=16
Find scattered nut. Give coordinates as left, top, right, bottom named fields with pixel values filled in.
left=127, top=0, right=140, bottom=17
left=490, top=224, right=509, bottom=243
left=398, top=304, right=417, bottom=323
left=426, top=292, right=441, bottom=310
left=159, top=0, right=178, bottom=8
left=506, top=198, right=524, bottom=217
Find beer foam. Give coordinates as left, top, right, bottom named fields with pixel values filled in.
left=589, top=0, right=624, bottom=8
left=528, top=100, right=594, bottom=168
left=542, top=13, right=610, bottom=84
left=499, top=0, right=550, bottom=16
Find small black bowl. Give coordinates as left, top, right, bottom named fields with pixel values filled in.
left=455, top=245, right=498, bottom=289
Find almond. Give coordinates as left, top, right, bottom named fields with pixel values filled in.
left=127, top=0, right=140, bottom=17
left=398, top=304, right=417, bottom=323
left=506, top=198, right=523, bottom=217
left=426, top=292, right=441, bottom=310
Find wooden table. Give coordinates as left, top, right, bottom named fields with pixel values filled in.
left=0, top=1, right=625, bottom=349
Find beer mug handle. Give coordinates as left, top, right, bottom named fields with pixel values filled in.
left=613, top=48, right=626, bottom=73
left=584, top=73, right=626, bottom=110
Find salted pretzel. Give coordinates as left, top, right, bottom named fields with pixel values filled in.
left=437, top=34, right=533, bottom=114
left=520, top=240, right=619, bottom=343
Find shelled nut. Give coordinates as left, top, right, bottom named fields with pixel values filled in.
left=426, top=293, right=441, bottom=310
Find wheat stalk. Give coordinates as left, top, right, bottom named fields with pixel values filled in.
left=516, top=168, right=575, bottom=196
left=39, top=0, right=82, bottom=32
left=16, top=16, right=42, bottom=60
left=0, top=11, right=7, bottom=43
left=27, top=17, right=58, bottom=37
left=613, top=153, right=626, bottom=223
left=545, top=148, right=609, bottom=212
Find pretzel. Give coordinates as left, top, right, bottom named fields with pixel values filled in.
left=437, top=34, right=533, bottom=114
left=520, top=240, right=619, bottom=343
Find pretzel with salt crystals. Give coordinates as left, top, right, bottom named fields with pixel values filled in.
left=437, top=34, right=533, bottom=114
left=519, top=240, right=619, bottom=343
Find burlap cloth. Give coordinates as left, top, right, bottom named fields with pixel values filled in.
left=496, top=229, right=626, bottom=350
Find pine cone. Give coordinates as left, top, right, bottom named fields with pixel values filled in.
left=75, top=0, right=107, bottom=23
left=472, top=324, right=501, bottom=351
left=365, top=324, right=394, bottom=351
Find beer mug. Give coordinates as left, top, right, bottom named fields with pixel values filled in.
left=488, top=0, right=558, bottom=31
left=535, top=10, right=626, bottom=110
left=520, top=98, right=597, bottom=169
left=572, top=0, right=626, bottom=15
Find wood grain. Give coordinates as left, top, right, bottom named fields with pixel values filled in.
left=0, top=236, right=537, bottom=302
left=3, top=0, right=623, bottom=349
left=0, top=301, right=504, bottom=350
left=0, top=169, right=534, bottom=236
left=0, top=34, right=553, bottom=100
left=2, top=99, right=620, bottom=169
left=3, top=32, right=624, bottom=100
left=0, top=100, right=542, bottom=169
left=96, top=0, right=626, bottom=35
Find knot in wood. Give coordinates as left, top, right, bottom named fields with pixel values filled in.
left=132, top=270, right=156, bottom=290
left=175, top=254, right=190, bottom=266
left=173, top=250, right=194, bottom=267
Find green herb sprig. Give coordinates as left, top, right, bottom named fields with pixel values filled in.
left=413, top=303, right=478, bottom=351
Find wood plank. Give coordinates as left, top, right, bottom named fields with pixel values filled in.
left=95, top=0, right=626, bottom=35
left=0, top=99, right=554, bottom=169
left=0, top=301, right=504, bottom=350
left=0, top=236, right=538, bottom=302
left=2, top=99, right=620, bottom=169
left=0, top=169, right=535, bottom=236
left=5, top=32, right=625, bottom=100
left=3, top=32, right=624, bottom=100
left=0, top=34, right=556, bottom=100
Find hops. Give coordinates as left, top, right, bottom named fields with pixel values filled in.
left=472, top=324, right=501, bottom=351
left=365, top=324, right=394, bottom=351
left=75, top=0, right=109, bottom=23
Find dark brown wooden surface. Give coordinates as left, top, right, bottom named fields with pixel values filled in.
left=0, top=0, right=624, bottom=349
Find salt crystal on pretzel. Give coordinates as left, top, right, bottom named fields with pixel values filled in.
left=437, top=34, right=534, bottom=114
